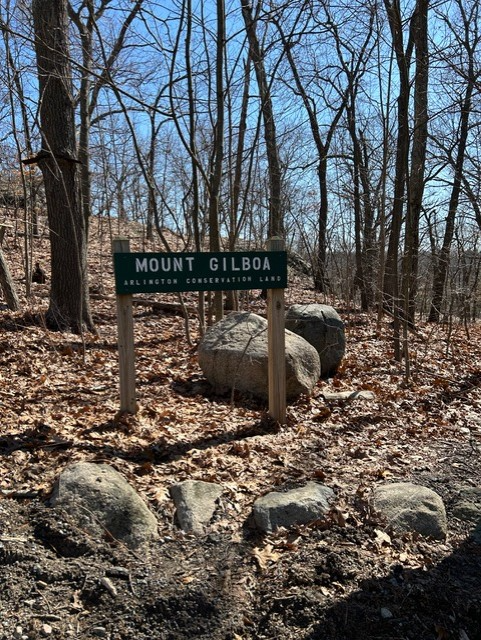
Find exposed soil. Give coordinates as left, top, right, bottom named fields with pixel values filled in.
left=0, top=218, right=480, bottom=640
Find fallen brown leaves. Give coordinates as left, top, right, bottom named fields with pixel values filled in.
left=0, top=229, right=480, bottom=640
left=0, top=218, right=480, bottom=557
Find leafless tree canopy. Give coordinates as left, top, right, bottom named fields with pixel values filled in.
left=1, top=0, right=481, bottom=335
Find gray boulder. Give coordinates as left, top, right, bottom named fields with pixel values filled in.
left=452, top=487, right=481, bottom=542
left=50, top=462, right=158, bottom=549
left=198, top=312, right=320, bottom=400
left=253, top=482, right=335, bottom=533
left=452, top=487, right=481, bottom=523
left=285, top=304, right=345, bottom=376
left=371, top=482, right=447, bottom=540
left=170, top=480, right=223, bottom=534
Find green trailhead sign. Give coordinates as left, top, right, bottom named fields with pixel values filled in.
left=113, top=251, right=288, bottom=294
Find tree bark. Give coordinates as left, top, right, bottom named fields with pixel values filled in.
left=382, top=0, right=414, bottom=360
left=68, top=0, right=94, bottom=231
left=0, top=246, right=20, bottom=311
left=209, top=0, right=226, bottom=322
left=403, top=0, right=429, bottom=324
left=382, top=0, right=412, bottom=316
left=32, top=0, right=94, bottom=333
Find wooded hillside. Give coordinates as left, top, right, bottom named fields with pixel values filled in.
left=0, top=217, right=479, bottom=638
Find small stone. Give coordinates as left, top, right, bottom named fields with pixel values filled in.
left=170, top=480, right=223, bottom=534
left=380, top=607, right=393, bottom=619
left=14, top=626, right=23, bottom=639
left=41, top=624, right=53, bottom=636
left=253, top=482, right=335, bottom=533
left=100, top=576, right=118, bottom=598
left=91, top=627, right=107, bottom=638
left=106, top=567, right=129, bottom=579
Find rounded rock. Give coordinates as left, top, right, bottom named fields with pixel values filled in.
left=285, top=304, right=345, bottom=376
left=371, top=482, right=447, bottom=540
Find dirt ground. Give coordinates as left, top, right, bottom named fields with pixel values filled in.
left=0, top=219, right=480, bottom=639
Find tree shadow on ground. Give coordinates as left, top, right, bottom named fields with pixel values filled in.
left=255, top=527, right=481, bottom=640
left=315, top=537, right=481, bottom=640
left=0, top=411, right=281, bottom=465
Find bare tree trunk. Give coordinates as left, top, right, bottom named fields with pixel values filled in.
left=146, top=113, right=156, bottom=241
left=3, top=26, right=33, bottom=292
left=360, top=132, right=376, bottom=309
left=184, top=0, right=205, bottom=330
left=349, top=125, right=376, bottom=310
left=69, top=0, right=144, bottom=231
left=68, top=0, right=93, bottom=230
left=0, top=246, right=19, bottom=311
left=32, top=0, right=93, bottom=333
left=226, top=55, right=251, bottom=312
left=403, top=0, right=428, bottom=325
left=208, top=0, right=226, bottom=322
left=274, top=5, right=373, bottom=293
left=316, top=154, right=330, bottom=292
left=383, top=0, right=414, bottom=360
left=428, top=101, right=472, bottom=321
left=376, top=20, right=393, bottom=331
left=241, top=0, right=283, bottom=238
left=383, top=0, right=412, bottom=306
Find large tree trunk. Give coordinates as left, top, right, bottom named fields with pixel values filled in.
left=32, top=0, right=94, bottom=333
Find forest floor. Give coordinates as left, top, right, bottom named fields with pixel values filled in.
left=0, top=217, right=480, bottom=640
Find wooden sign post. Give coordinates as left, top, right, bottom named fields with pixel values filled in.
left=112, top=238, right=136, bottom=413
left=112, top=238, right=288, bottom=423
left=267, top=237, right=286, bottom=424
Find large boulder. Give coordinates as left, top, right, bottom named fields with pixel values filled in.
left=371, top=482, right=447, bottom=540
left=198, top=312, right=320, bottom=400
left=49, top=462, right=159, bottom=549
left=285, top=304, right=345, bottom=376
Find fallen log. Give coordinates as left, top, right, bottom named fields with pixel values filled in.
left=90, top=293, right=197, bottom=317
left=133, top=297, right=198, bottom=316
